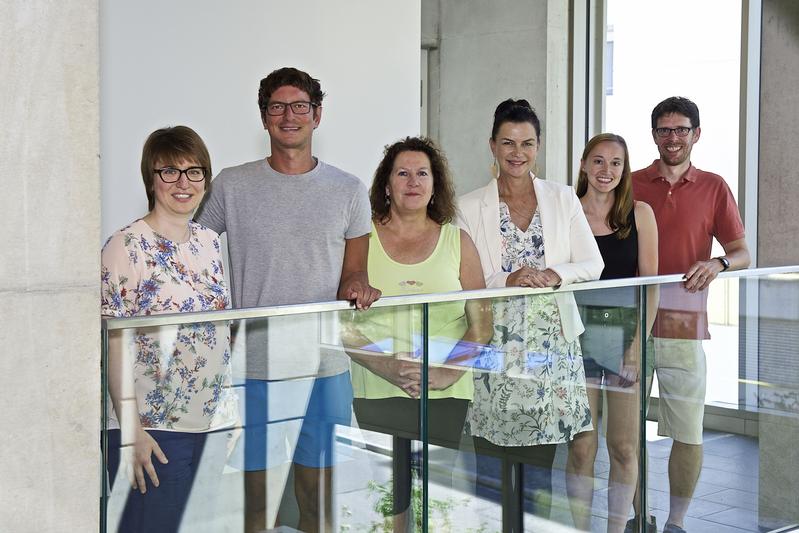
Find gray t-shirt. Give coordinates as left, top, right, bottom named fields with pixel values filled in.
left=196, top=158, right=371, bottom=379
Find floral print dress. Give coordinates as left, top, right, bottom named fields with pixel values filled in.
left=101, top=219, right=237, bottom=432
left=468, top=204, right=592, bottom=446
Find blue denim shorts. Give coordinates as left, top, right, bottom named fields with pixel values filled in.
left=230, top=372, right=353, bottom=471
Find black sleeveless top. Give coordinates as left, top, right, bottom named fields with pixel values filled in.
left=596, top=210, right=638, bottom=279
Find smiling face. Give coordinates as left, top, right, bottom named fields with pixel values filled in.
left=386, top=150, right=434, bottom=215
left=490, top=121, right=539, bottom=179
left=581, top=140, right=626, bottom=194
left=151, top=158, right=205, bottom=218
left=262, top=85, right=321, bottom=151
left=653, top=112, right=700, bottom=167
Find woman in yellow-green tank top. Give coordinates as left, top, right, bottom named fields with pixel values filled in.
left=351, top=221, right=473, bottom=399
left=342, top=137, right=492, bottom=530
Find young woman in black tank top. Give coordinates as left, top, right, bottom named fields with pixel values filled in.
left=566, top=134, right=659, bottom=533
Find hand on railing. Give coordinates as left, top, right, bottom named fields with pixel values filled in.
left=125, top=427, right=169, bottom=494
left=683, top=259, right=725, bottom=293
left=338, top=271, right=382, bottom=310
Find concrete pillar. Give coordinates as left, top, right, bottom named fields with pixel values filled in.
left=757, top=1, right=799, bottom=529
left=758, top=0, right=799, bottom=266
left=422, top=0, right=441, bottom=141
left=0, top=2, right=100, bottom=531
left=756, top=280, right=799, bottom=529
left=428, top=0, right=549, bottom=195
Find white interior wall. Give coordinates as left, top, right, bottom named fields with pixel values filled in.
left=101, top=0, right=421, bottom=241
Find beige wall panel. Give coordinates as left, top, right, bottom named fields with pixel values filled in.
left=0, top=2, right=100, bottom=290
left=757, top=4, right=799, bottom=526
left=0, top=290, right=100, bottom=531
left=758, top=0, right=799, bottom=266
left=0, top=1, right=100, bottom=531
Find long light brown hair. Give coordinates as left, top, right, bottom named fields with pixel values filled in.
left=576, top=133, right=634, bottom=239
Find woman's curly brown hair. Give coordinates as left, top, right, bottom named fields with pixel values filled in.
left=370, top=136, right=457, bottom=225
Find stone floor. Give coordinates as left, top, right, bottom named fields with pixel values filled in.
left=104, top=421, right=790, bottom=532
left=330, top=421, right=786, bottom=533
left=545, top=422, right=764, bottom=533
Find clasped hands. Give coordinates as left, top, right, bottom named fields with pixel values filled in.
left=507, top=266, right=562, bottom=288
left=374, top=353, right=463, bottom=398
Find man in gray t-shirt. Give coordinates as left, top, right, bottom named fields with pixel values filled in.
left=196, top=67, right=380, bottom=533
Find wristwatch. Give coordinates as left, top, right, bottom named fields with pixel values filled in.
left=716, top=256, right=730, bottom=271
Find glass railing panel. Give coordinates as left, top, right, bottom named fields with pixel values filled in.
left=706, top=277, right=740, bottom=407
left=638, top=277, right=705, bottom=533
left=102, top=304, right=429, bottom=533
left=102, top=316, right=242, bottom=533
left=425, top=283, right=649, bottom=533
left=418, top=294, right=495, bottom=532
left=566, top=283, right=651, bottom=533
left=639, top=270, right=799, bottom=533
left=338, top=302, right=428, bottom=532
left=752, top=272, right=799, bottom=532
left=100, top=266, right=799, bottom=533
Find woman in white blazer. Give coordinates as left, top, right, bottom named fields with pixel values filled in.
left=456, top=99, right=604, bottom=518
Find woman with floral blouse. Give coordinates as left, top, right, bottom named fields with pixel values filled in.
left=101, top=126, right=236, bottom=532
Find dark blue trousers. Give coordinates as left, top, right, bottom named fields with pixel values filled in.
left=106, top=430, right=208, bottom=533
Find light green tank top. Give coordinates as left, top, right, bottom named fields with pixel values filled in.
left=350, top=222, right=473, bottom=400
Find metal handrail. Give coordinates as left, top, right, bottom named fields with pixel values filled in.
left=102, top=264, right=799, bottom=330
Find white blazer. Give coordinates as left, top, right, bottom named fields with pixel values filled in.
left=455, top=176, right=604, bottom=342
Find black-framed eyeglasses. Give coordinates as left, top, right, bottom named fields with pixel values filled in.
left=263, top=101, right=318, bottom=116
left=654, top=126, right=693, bottom=138
left=153, top=167, right=207, bottom=183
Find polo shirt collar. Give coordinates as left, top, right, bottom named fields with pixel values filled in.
left=647, top=159, right=697, bottom=182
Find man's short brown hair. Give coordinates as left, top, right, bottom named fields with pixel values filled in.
left=257, top=67, right=325, bottom=113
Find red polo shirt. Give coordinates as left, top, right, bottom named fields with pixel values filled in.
left=632, top=160, right=745, bottom=339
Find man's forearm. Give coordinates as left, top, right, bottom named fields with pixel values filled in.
left=722, top=247, right=751, bottom=271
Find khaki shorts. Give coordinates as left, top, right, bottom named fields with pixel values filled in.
left=653, top=337, right=707, bottom=445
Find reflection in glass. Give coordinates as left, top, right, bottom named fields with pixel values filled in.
left=100, top=268, right=799, bottom=532
left=342, top=295, right=491, bottom=531
left=468, top=291, right=592, bottom=527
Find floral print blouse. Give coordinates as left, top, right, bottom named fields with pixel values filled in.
left=101, top=219, right=237, bottom=432
left=468, top=204, right=592, bottom=446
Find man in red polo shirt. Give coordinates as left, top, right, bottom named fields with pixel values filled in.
left=631, top=97, right=750, bottom=533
